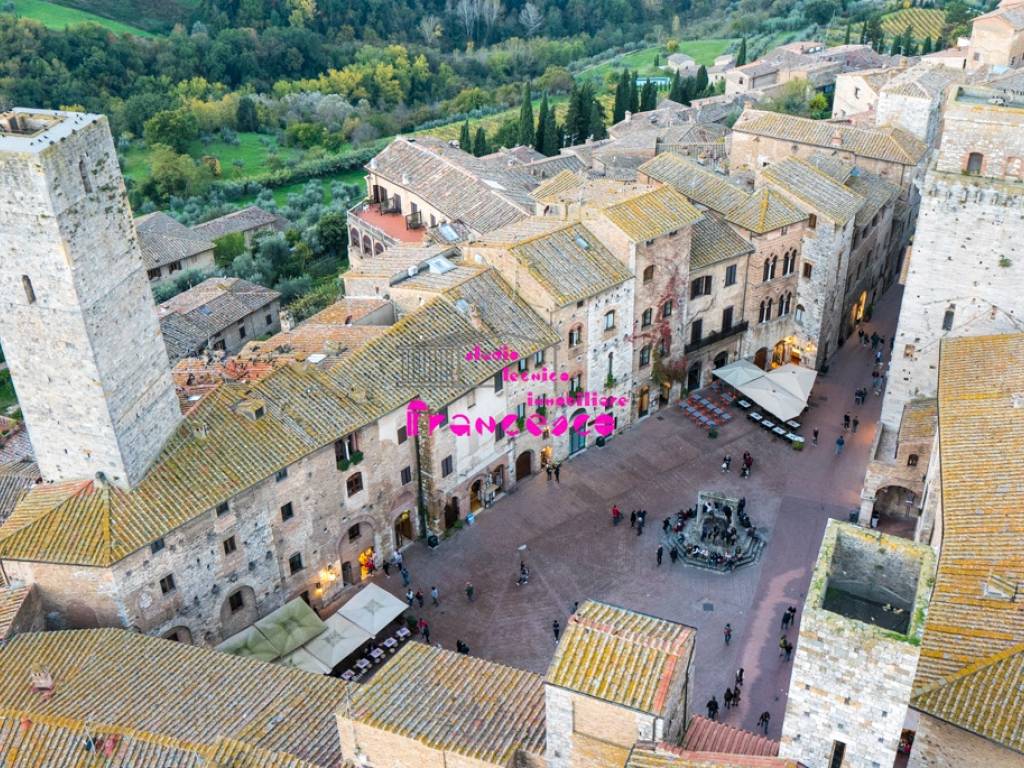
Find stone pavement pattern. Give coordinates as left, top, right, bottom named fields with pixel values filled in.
left=361, top=288, right=902, bottom=740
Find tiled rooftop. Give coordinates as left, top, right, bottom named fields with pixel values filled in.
left=682, top=716, right=781, bottom=756
left=725, top=189, right=806, bottom=235
left=897, top=398, right=937, bottom=443
left=0, top=628, right=349, bottom=765
left=690, top=215, right=755, bottom=271
left=910, top=334, right=1024, bottom=752
left=190, top=205, right=287, bottom=241
left=734, top=109, right=926, bottom=165
left=626, top=742, right=799, bottom=768
left=545, top=600, right=695, bottom=715
left=761, top=157, right=865, bottom=226
left=348, top=642, right=546, bottom=766
left=602, top=186, right=703, bottom=242
left=134, top=212, right=215, bottom=271
left=845, top=168, right=899, bottom=228
left=0, top=583, right=31, bottom=640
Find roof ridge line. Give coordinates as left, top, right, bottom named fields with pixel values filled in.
left=912, top=639, right=1024, bottom=700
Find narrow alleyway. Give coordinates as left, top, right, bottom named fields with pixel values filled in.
left=354, top=286, right=903, bottom=739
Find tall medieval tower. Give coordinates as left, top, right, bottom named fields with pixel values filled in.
left=0, top=109, right=180, bottom=487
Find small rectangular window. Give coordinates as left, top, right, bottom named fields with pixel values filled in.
left=216, top=501, right=230, bottom=516
left=159, top=574, right=176, bottom=595
left=803, top=263, right=813, bottom=279
left=239, top=325, right=247, bottom=339
left=348, top=524, right=362, bottom=541
left=691, top=319, right=703, bottom=344
left=275, top=468, right=288, bottom=482
left=280, top=502, right=294, bottom=521
left=534, top=350, right=544, bottom=366
left=288, top=553, right=304, bottom=574
left=229, top=591, right=245, bottom=612
left=401, top=466, right=413, bottom=485
left=518, top=358, right=528, bottom=372
left=441, top=455, right=454, bottom=477
left=662, top=300, right=673, bottom=318
left=346, top=472, right=364, bottom=495
left=808, top=213, right=817, bottom=230
left=265, top=313, right=273, bottom=326
left=150, top=538, right=165, bottom=555
left=495, top=420, right=505, bottom=441
left=22, top=275, right=36, bottom=304
left=942, top=308, right=955, bottom=331
left=724, top=264, right=737, bottom=286
left=397, top=425, right=408, bottom=444
left=223, top=536, right=237, bottom=555
left=604, top=311, right=615, bottom=330
left=828, top=741, right=846, bottom=768
left=494, top=371, right=504, bottom=393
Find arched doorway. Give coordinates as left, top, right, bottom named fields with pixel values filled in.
left=340, top=518, right=377, bottom=584
left=713, top=351, right=729, bottom=369
left=771, top=339, right=787, bottom=367
left=754, top=347, right=769, bottom=370
left=393, top=510, right=414, bottom=549
left=163, top=626, right=192, bottom=643
left=872, top=485, right=919, bottom=539
left=361, top=235, right=371, bottom=254
left=220, top=586, right=258, bottom=639
left=686, top=361, right=702, bottom=392
left=444, top=496, right=460, bottom=528
left=540, top=446, right=553, bottom=467
left=569, top=408, right=588, bottom=454
left=470, top=478, right=484, bottom=513
left=638, top=386, right=650, bottom=417
left=515, top=451, right=532, bottom=479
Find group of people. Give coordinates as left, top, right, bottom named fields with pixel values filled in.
left=720, top=451, right=754, bottom=478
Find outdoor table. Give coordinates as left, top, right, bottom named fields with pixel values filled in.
left=354, top=658, right=371, bottom=671
left=369, top=648, right=385, bottom=663
left=761, top=419, right=775, bottom=430
left=396, top=627, right=411, bottom=639
left=785, top=420, right=800, bottom=430
left=748, top=412, right=763, bottom=422
left=737, top=399, right=752, bottom=410
left=772, top=426, right=787, bottom=438
left=382, top=637, right=398, bottom=652
left=340, top=670, right=356, bottom=681
left=787, top=433, right=804, bottom=445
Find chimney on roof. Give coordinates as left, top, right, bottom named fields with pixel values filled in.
left=467, top=303, right=485, bottom=331
left=831, top=127, right=843, bottom=147
left=94, top=471, right=108, bottom=489
left=624, top=111, right=632, bottom=123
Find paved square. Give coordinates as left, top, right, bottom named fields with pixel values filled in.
left=353, top=288, right=901, bottom=739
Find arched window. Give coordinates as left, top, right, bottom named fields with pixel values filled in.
left=795, top=304, right=805, bottom=322
left=967, top=152, right=983, bottom=175
left=769, top=255, right=778, bottom=279
left=78, top=157, right=92, bottom=193
left=641, top=308, right=653, bottom=328
left=639, top=345, right=652, bottom=367
left=568, top=325, right=582, bottom=347
left=907, top=454, right=919, bottom=467
left=21, top=275, right=36, bottom=304
left=762, top=258, right=771, bottom=282
left=766, top=298, right=773, bottom=320
left=758, top=300, right=767, bottom=323
left=362, top=235, right=372, bottom=254
left=643, top=265, right=655, bottom=283
left=346, top=472, right=364, bottom=496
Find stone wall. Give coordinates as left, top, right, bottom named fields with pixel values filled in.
left=935, top=95, right=1024, bottom=178
left=875, top=93, right=938, bottom=146
left=969, top=19, right=1024, bottom=68
left=0, top=112, right=180, bottom=487
left=780, top=521, right=935, bottom=768
left=907, top=711, right=1024, bottom=767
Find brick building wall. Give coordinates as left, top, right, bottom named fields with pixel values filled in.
left=738, top=225, right=805, bottom=367
left=875, top=92, right=940, bottom=146
left=0, top=111, right=180, bottom=487
left=907, top=711, right=1024, bottom=767
left=969, top=18, right=1024, bottom=68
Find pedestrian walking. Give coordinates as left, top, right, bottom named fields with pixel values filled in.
left=784, top=640, right=794, bottom=661
left=721, top=454, right=732, bottom=472
left=779, top=634, right=787, bottom=657
left=706, top=697, right=719, bottom=721
left=554, top=463, right=561, bottom=483
left=422, top=622, right=430, bottom=644
left=669, top=546, right=678, bottom=564
left=401, top=567, right=411, bottom=587
left=724, top=623, right=733, bottom=645
left=636, top=510, right=645, bottom=536
left=857, top=329, right=865, bottom=346
left=383, top=560, right=391, bottom=577
left=465, top=581, right=475, bottom=601
left=757, top=711, right=770, bottom=735
left=415, top=590, right=424, bottom=608
left=662, top=517, right=671, bottom=532
left=835, top=435, right=845, bottom=455
left=781, top=610, right=792, bottom=630
left=843, top=413, right=851, bottom=430
left=612, top=505, right=622, bottom=526
left=546, top=464, right=553, bottom=481
left=431, top=586, right=440, bottom=606
left=656, top=545, right=663, bottom=566
left=787, top=606, right=798, bottom=625
left=630, top=510, right=637, bottom=528
left=735, top=667, right=744, bottom=687
left=738, top=497, right=746, bottom=513
left=723, top=688, right=733, bottom=709
left=852, top=417, right=859, bottom=433
left=731, top=686, right=741, bottom=706
left=875, top=349, right=883, bottom=364
left=552, top=620, right=560, bottom=641
left=405, top=589, right=415, bottom=607
left=812, top=428, right=819, bottom=445
left=393, top=551, right=403, bottom=569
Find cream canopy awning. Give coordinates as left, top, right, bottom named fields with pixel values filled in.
left=711, top=359, right=765, bottom=389
left=713, top=360, right=817, bottom=422
left=336, top=583, right=408, bottom=636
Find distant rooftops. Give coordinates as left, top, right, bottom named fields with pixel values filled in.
left=134, top=212, right=215, bottom=271
left=190, top=205, right=289, bottom=240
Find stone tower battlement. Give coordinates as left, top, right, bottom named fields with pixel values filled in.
left=0, top=108, right=180, bottom=487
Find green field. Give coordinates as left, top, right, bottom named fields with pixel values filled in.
left=880, top=8, right=946, bottom=40
left=2, top=0, right=153, bottom=35
left=0, top=369, right=17, bottom=415
left=581, top=39, right=736, bottom=84
left=239, top=168, right=369, bottom=207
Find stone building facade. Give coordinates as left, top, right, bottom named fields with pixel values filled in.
left=0, top=109, right=181, bottom=488
left=967, top=0, right=1024, bottom=68
left=780, top=521, right=935, bottom=768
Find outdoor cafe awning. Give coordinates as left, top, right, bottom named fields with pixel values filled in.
left=336, top=583, right=408, bottom=636
left=713, top=361, right=817, bottom=422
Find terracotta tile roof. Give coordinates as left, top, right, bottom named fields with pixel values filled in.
left=508, top=222, right=632, bottom=305
left=349, top=642, right=546, bottom=765
left=602, top=186, right=703, bottom=242
left=626, top=742, right=800, bottom=768
left=762, top=157, right=865, bottom=225
left=191, top=206, right=289, bottom=241
left=682, top=716, right=780, bottom=756
left=368, top=138, right=537, bottom=234
left=346, top=244, right=460, bottom=280
left=0, top=463, right=37, bottom=527
left=545, top=601, right=695, bottom=715
left=724, top=189, right=806, bottom=234
left=0, top=628, right=349, bottom=765
left=0, top=583, right=31, bottom=640
left=475, top=216, right=570, bottom=245
left=0, top=270, right=557, bottom=567
left=909, top=334, right=1024, bottom=752
left=523, top=153, right=587, bottom=179
left=639, top=153, right=748, bottom=214
left=532, top=169, right=587, bottom=201
left=805, top=154, right=854, bottom=184
left=134, top=212, right=215, bottom=271
left=733, top=109, right=926, bottom=165
left=845, top=168, right=899, bottom=228
left=881, top=65, right=961, bottom=99
left=897, top=398, right=937, bottom=443
left=392, top=264, right=483, bottom=293
left=238, top=326, right=388, bottom=367
left=974, top=3, right=1024, bottom=30
left=690, top=215, right=754, bottom=271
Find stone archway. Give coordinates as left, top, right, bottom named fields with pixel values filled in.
left=163, top=626, right=192, bottom=643
left=686, top=361, right=702, bottom=392
left=220, top=586, right=258, bottom=639
left=340, top=517, right=379, bottom=584
left=470, top=478, right=484, bottom=513
left=515, top=450, right=533, bottom=480
left=754, top=347, right=769, bottom=370
left=872, top=485, right=919, bottom=540
left=713, top=351, right=729, bottom=369
left=393, top=509, right=414, bottom=550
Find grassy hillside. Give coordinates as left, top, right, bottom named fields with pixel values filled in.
left=581, top=39, right=736, bottom=84
left=45, top=0, right=191, bottom=32
left=2, top=0, right=154, bottom=34
left=880, top=8, right=946, bottom=40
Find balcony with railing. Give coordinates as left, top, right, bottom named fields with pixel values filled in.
left=685, top=320, right=749, bottom=354
left=347, top=197, right=428, bottom=250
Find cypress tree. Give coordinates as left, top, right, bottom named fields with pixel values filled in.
left=473, top=127, right=489, bottom=156
left=669, top=70, right=683, bottom=103
left=889, top=36, right=899, bottom=55
left=518, top=81, right=534, bottom=147
left=920, top=35, right=933, bottom=54
left=534, top=92, right=550, bottom=154
left=613, top=70, right=629, bottom=124
left=459, top=120, right=471, bottom=151
left=695, top=65, right=709, bottom=96
left=681, top=76, right=695, bottom=106
left=844, top=21, right=851, bottom=45
left=859, top=22, right=867, bottom=44
left=628, top=71, right=639, bottom=114
left=900, top=26, right=914, bottom=55
left=640, top=80, right=657, bottom=111
left=541, top=102, right=558, bottom=155
left=590, top=101, right=607, bottom=140
left=736, top=37, right=747, bottom=66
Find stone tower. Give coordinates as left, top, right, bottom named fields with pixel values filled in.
left=0, top=109, right=180, bottom=487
